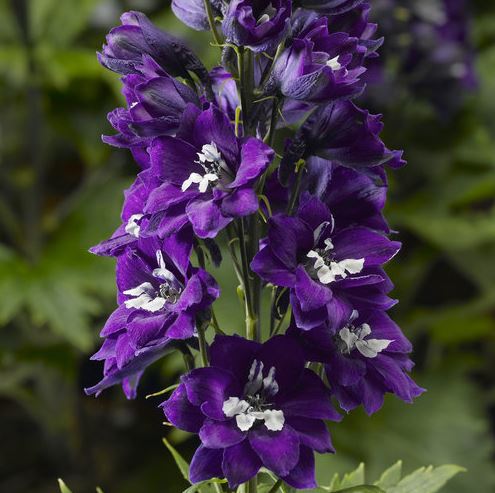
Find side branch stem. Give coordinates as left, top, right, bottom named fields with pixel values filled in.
left=203, top=0, right=222, bottom=46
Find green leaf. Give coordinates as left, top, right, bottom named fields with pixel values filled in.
left=162, top=437, right=190, bottom=482
left=388, top=465, right=466, bottom=493
left=182, top=478, right=227, bottom=493
left=58, top=479, right=74, bottom=493
left=339, top=463, right=366, bottom=488
left=334, top=487, right=384, bottom=493
left=374, top=462, right=402, bottom=489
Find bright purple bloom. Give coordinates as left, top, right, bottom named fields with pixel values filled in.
left=90, top=177, right=149, bottom=257
left=102, top=70, right=200, bottom=156
left=98, top=11, right=209, bottom=85
left=290, top=309, right=425, bottom=414
left=266, top=12, right=367, bottom=103
left=162, top=335, right=340, bottom=488
left=223, top=0, right=292, bottom=53
left=251, top=196, right=400, bottom=332
left=142, top=104, right=274, bottom=238
left=85, top=234, right=219, bottom=398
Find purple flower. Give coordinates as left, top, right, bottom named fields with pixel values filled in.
left=251, top=196, right=400, bottom=331
left=280, top=100, right=404, bottom=184
left=162, top=335, right=340, bottom=488
left=290, top=309, right=425, bottom=414
left=102, top=71, right=200, bottom=156
left=223, top=0, right=292, bottom=53
left=303, top=164, right=389, bottom=233
left=210, top=67, right=240, bottom=122
left=142, top=104, right=274, bottom=238
left=85, top=234, right=220, bottom=398
left=172, top=0, right=222, bottom=31
left=98, top=11, right=209, bottom=86
left=266, top=13, right=366, bottom=103
left=90, top=176, right=149, bottom=257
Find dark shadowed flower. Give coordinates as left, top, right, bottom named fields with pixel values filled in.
left=162, top=335, right=340, bottom=488
left=290, top=309, right=425, bottom=414
left=98, top=10, right=210, bottom=86
left=223, top=0, right=292, bottom=53
left=142, top=104, right=274, bottom=239
left=280, top=100, right=404, bottom=185
left=298, top=0, right=366, bottom=15
left=266, top=12, right=366, bottom=103
left=251, top=195, right=400, bottom=331
left=302, top=163, right=389, bottom=233
left=85, top=233, right=219, bottom=398
left=210, top=67, right=240, bottom=122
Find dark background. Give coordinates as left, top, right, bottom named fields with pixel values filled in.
left=1, top=0, right=495, bottom=491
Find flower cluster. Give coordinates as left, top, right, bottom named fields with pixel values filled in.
left=87, top=2, right=423, bottom=490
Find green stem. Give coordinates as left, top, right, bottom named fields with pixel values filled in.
left=238, top=219, right=256, bottom=339
left=197, top=320, right=209, bottom=367
left=247, top=477, right=257, bottom=493
left=287, top=161, right=305, bottom=215
left=202, top=0, right=222, bottom=46
left=267, top=479, right=283, bottom=493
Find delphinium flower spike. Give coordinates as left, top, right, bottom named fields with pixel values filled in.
left=87, top=1, right=424, bottom=491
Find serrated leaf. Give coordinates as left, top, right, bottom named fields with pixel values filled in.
left=388, top=465, right=466, bottom=493
left=339, top=463, right=365, bottom=488
left=58, top=479, right=73, bottom=493
left=162, top=437, right=190, bottom=482
left=374, top=462, right=402, bottom=489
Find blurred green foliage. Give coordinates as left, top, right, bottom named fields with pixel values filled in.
left=0, top=0, right=495, bottom=492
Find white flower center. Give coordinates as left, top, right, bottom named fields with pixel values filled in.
left=326, top=56, right=342, bottom=71
left=307, top=237, right=364, bottom=285
left=123, top=250, right=181, bottom=312
left=222, top=360, right=285, bottom=432
left=339, top=310, right=393, bottom=358
left=181, top=142, right=230, bottom=193
left=125, top=214, right=143, bottom=238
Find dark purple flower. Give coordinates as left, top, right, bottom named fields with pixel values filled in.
left=266, top=13, right=366, bottom=103
left=162, top=335, right=340, bottom=488
left=210, top=67, right=240, bottom=122
left=223, top=0, right=292, bottom=53
left=142, top=104, right=274, bottom=238
left=102, top=70, right=200, bottom=155
left=251, top=195, right=400, bottom=331
left=299, top=0, right=366, bottom=15
left=290, top=309, right=425, bottom=414
left=280, top=100, right=404, bottom=184
left=303, top=163, right=389, bottom=233
left=98, top=11, right=210, bottom=86
left=85, top=233, right=220, bottom=398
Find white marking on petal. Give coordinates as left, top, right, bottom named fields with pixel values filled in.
left=123, top=282, right=154, bottom=297
left=338, top=258, right=365, bottom=275
left=339, top=321, right=393, bottom=358
left=236, top=413, right=257, bottom=431
left=262, top=366, right=279, bottom=397
left=181, top=172, right=203, bottom=192
left=313, top=221, right=331, bottom=243
left=326, top=56, right=342, bottom=70
left=262, top=410, right=285, bottom=431
left=152, top=251, right=176, bottom=283
left=223, top=397, right=250, bottom=417
left=141, top=296, right=166, bottom=312
left=125, top=214, right=143, bottom=238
